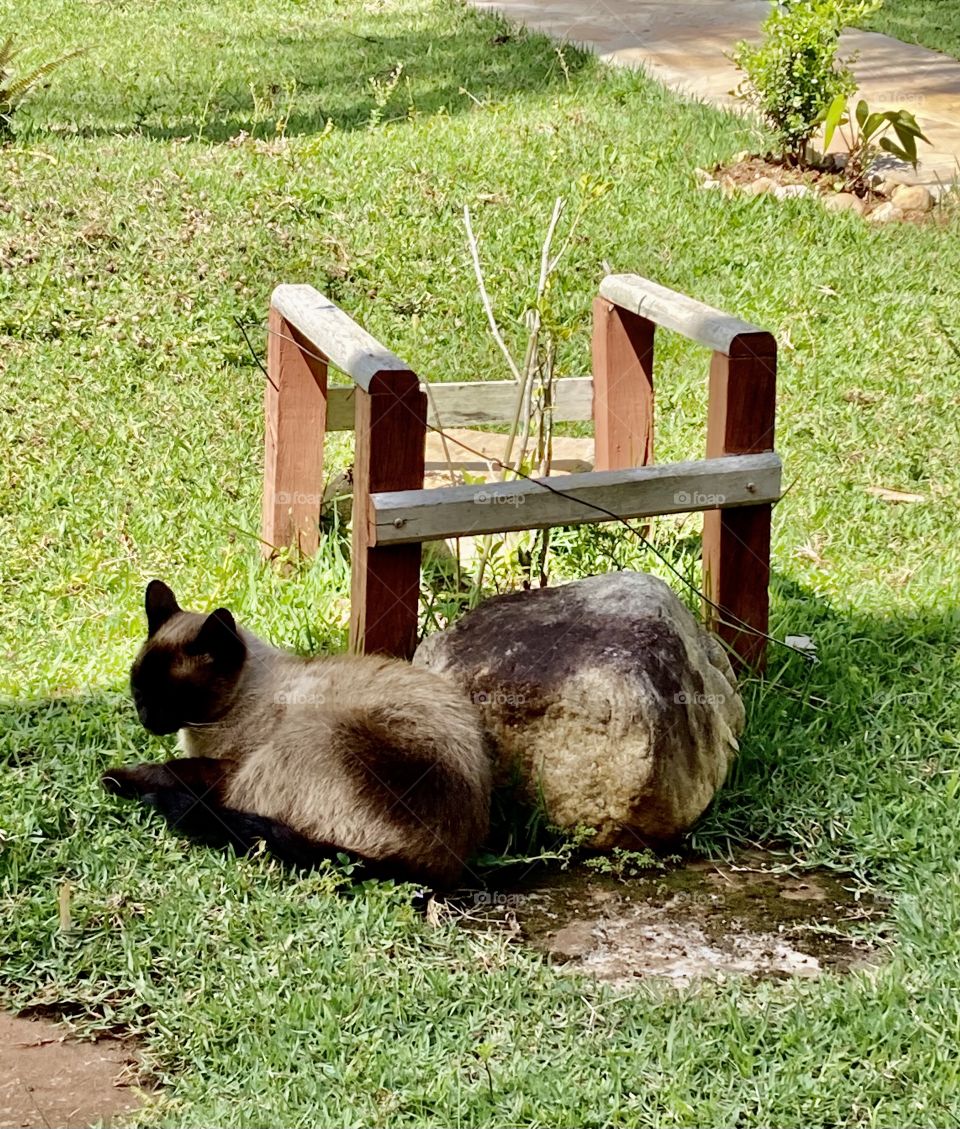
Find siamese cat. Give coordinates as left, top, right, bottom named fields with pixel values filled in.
left=102, top=580, right=492, bottom=886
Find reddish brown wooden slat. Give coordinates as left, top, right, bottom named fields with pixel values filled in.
left=592, top=297, right=655, bottom=471
left=350, top=370, right=426, bottom=657
left=261, top=308, right=328, bottom=558
left=702, top=332, right=777, bottom=674
left=706, top=333, right=778, bottom=457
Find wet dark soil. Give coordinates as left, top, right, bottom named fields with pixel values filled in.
left=453, top=850, right=888, bottom=988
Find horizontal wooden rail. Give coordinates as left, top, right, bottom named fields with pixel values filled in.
left=369, top=452, right=781, bottom=546
left=600, top=274, right=769, bottom=355
left=323, top=376, right=593, bottom=431
left=272, top=284, right=410, bottom=392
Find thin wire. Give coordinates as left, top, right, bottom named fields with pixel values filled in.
left=239, top=319, right=814, bottom=665
left=234, top=316, right=278, bottom=390
left=487, top=463, right=752, bottom=617
left=421, top=434, right=810, bottom=663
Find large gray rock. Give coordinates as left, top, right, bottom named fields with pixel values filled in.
left=414, top=572, right=744, bottom=847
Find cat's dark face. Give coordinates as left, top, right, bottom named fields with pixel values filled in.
left=130, top=580, right=247, bottom=735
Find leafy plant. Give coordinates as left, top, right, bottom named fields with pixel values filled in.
left=0, top=36, right=83, bottom=138
left=823, top=94, right=930, bottom=191
left=731, top=0, right=882, bottom=165
left=583, top=846, right=679, bottom=878
left=366, top=61, right=404, bottom=130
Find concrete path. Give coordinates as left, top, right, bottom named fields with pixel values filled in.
left=471, top=0, right=960, bottom=188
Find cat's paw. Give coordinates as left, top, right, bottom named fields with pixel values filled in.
left=101, top=766, right=147, bottom=798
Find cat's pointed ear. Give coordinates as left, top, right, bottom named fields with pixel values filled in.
left=189, top=608, right=245, bottom=667
left=145, top=580, right=181, bottom=635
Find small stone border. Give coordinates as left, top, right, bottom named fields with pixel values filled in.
left=697, top=153, right=941, bottom=224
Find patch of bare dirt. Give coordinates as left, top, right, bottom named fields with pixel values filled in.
left=454, top=850, right=887, bottom=990
left=0, top=1013, right=145, bottom=1129
left=705, top=154, right=948, bottom=224
left=719, top=155, right=840, bottom=193
left=713, top=154, right=835, bottom=191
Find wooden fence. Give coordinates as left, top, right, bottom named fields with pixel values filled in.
left=261, top=275, right=779, bottom=672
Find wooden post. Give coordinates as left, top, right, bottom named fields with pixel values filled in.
left=261, top=307, right=328, bottom=557
left=702, top=332, right=777, bottom=674
left=592, top=297, right=656, bottom=471
left=350, top=370, right=426, bottom=657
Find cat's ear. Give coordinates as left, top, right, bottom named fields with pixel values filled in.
left=189, top=608, right=245, bottom=668
left=145, top=580, right=181, bottom=635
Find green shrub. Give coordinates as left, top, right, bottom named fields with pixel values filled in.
left=732, top=0, right=882, bottom=165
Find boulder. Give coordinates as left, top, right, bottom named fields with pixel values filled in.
left=867, top=201, right=904, bottom=224
left=823, top=192, right=866, bottom=216
left=414, top=572, right=744, bottom=846
left=891, top=184, right=934, bottom=213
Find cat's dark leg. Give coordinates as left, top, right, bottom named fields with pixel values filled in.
left=150, top=794, right=416, bottom=879
left=102, top=757, right=234, bottom=801
left=103, top=758, right=419, bottom=881
left=102, top=757, right=246, bottom=846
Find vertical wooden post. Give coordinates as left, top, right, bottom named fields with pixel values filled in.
left=702, top=332, right=777, bottom=674
left=592, top=297, right=656, bottom=471
left=350, top=370, right=426, bottom=657
left=261, top=307, right=328, bottom=557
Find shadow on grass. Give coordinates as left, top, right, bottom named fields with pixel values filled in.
left=3, top=572, right=957, bottom=889
left=690, top=572, right=960, bottom=877
left=37, top=21, right=593, bottom=143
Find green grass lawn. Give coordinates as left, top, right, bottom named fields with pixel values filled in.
left=864, top=0, right=960, bottom=59
left=3, top=0, right=960, bottom=1125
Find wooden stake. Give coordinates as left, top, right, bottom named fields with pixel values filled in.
left=592, top=297, right=655, bottom=471
left=350, top=370, right=426, bottom=657
left=702, top=332, right=777, bottom=674
left=260, top=308, right=328, bottom=557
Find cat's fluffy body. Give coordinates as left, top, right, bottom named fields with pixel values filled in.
left=187, top=633, right=491, bottom=883
left=108, top=582, right=492, bottom=886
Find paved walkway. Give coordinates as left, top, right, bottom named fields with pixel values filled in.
left=471, top=0, right=960, bottom=188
